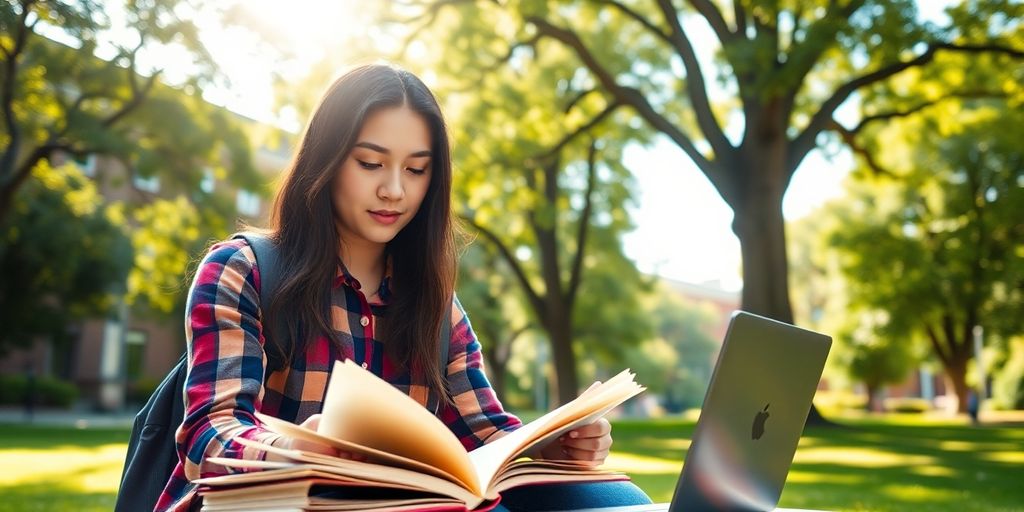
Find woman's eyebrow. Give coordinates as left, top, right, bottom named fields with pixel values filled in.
left=354, top=141, right=431, bottom=158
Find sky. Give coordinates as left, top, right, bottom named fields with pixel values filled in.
left=91, top=0, right=952, bottom=293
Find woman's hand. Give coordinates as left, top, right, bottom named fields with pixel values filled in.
left=534, top=417, right=613, bottom=467
left=266, top=413, right=366, bottom=462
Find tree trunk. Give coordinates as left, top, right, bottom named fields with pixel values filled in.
left=730, top=135, right=828, bottom=425
left=482, top=346, right=508, bottom=401
left=944, top=353, right=971, bottom=414
left=865, top=383, right=881, bottom=413
left=0, top=185, right=14, bottom=224
left=731, top=145, right=794, bottom=323
left=546, top=308, right=578, bottom=406
left=490, top=358, right=508, bottom=402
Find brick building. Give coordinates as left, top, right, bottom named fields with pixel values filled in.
left=0, top=116, right=292, bottom=411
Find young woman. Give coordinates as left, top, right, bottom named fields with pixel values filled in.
left=155, top=64, right=650, bottom=512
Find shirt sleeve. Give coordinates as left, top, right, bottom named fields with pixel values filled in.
left=175, top=238, right=283, bottom=481
left=440, top=294, right=523, bottom=451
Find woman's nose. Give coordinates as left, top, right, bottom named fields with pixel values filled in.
left=378, top=167, right=405, bottom=200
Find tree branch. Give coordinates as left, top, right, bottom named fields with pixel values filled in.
left=590, top=0, right=672, bottom=45
left=495, top=325, right=530, bottom=363
left=459, top=214, right=545, bottom=316
left=529, top=159, right=563, bottom=307
left=782, top=0, right=866, bottom=107
left=530, top=101, right=620, bottom=164
left=733, top=1, right=748, bottom=37
left=789, top=42, right=1024, bottom=172
left=526, top=16, right=717, bottom=177
left=828, top=119, right=896, bottom=178
left=563, top=87, right=599, bottom=114
left=566, top=140, right=598, bottom=310
left=392, top=0, right=478, bottom=57
left=850, top=89, right=1008, bottom=134
left=687, top=0, right=734, bottom=45
left=0, top=0, right=36, bottom=183
left=458, top=32, right=543, bottom=84
left=103, top=67, right=161, bottom=127
left=657, top=0, right=733, bottom=158
left=926, top=324, right=952, bottom=367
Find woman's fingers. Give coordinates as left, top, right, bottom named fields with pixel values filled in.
left=562, top=434, right=612, bottom=452
left=561, top=446, right=609, bottom=465
left=561, top=418, right=611, bottom=441
left=554, top=417, right=613, bottom=464
left=299, top=413, right=322, bottom=430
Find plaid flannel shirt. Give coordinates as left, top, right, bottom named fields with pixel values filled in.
left=155, top=238, right=522, bottom=511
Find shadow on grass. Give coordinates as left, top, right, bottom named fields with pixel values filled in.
left=3, top=419, right=1023, bottom=512
left=610, top=418, right=1024, bottom=512
left=0, top=466, right=117, bottom=512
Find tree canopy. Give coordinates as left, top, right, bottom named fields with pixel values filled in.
left=0, top=160, right=132, bottom=353
left=831, top=102, right=1023, bottom=411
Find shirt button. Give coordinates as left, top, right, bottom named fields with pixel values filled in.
left=360, top=316, right=370, bottom=327
left=361, top=362, right=368, bottom=369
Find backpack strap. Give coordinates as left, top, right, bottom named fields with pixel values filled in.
left=231, top=232, right=288, bottom=373
left=433, top=301, right=452, bottom=414
left=439, top=313, right=450, bottom=375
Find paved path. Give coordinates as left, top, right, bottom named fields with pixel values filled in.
left=0, top=407, right=136, bottom=428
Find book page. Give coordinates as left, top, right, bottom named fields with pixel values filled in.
left=288, top=360, right=481, bottom=495
left=255, top=412, right=466, bottom=488
left=467, top=369, right=644, bottom=493
left=205, top=441, right=484, bottom=508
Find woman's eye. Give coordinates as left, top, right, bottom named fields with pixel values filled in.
left=357, top=160, right=382, bottom=170
left=407, top=167, right=426, bottom=175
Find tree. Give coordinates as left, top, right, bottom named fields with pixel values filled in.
left=455, top=242, right=532, bottom=400
left=0, top=0, right=261, bottom=222
left=625, top=287, right=718, bottom=412
left=837, top=311, right=918, bottom=412
left=126, top=196, right=203, bottom=315
left=827, top=103, right=1024, bottom=412
left=398, top=0, right=1023, bottom=419
left=0, top=160, right=132, bottom=353
left=444, top=53, right=652, bottom=405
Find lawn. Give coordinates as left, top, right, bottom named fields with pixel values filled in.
left=1, top=415, right=1021, bottom=511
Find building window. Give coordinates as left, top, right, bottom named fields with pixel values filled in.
left=124, top=330, right=147, bottom=381
left=200, top=167, right=215, bottom=194
left=72, top=153, right=97, bottom=177
left=133, top=171, right=160, bottom=193
left=236, top=189, right=261, bottom=217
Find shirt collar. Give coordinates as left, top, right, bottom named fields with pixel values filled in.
left=333, top=255, right=393, bottom=304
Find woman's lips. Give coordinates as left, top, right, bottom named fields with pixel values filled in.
left=369, top=210, right=401, bottom=225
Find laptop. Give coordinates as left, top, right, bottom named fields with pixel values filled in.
left=577, top=311, right=832, bottom=512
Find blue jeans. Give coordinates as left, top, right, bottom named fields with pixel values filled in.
left=492, top=480, right=652, bottom=511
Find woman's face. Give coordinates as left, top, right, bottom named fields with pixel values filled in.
left=333, top=106, right=432, bottom=249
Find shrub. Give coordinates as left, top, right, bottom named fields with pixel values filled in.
left=883, top=397, right=931, bottom=413
left=0, top=374, right=29, bottom=405
left=0, top=374, right=78, bottom=408
left=36, top=377, right=78, bottom=408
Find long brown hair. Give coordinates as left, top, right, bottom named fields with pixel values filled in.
left=267, top=64, right=456, bottom=402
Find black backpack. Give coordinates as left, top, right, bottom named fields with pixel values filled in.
left=114, top=234, right=452, bottom=511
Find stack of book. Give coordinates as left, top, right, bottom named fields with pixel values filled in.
left=194, top=359, right=645, bottom=511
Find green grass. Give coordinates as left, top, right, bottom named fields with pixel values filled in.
left=0, top=425, right=130, bottom=511
left=607, top=416, right=1024, bottom=512
left=1, top=416, right=1022, bottom=511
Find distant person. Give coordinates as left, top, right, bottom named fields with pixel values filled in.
left=967, top=389, right=980, bottom=425
left=24, top=365, right=36, bottom=422
left=155, top=64, right=650, bottom=512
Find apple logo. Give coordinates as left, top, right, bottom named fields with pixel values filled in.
left=751, top=403, right=770, bottom=440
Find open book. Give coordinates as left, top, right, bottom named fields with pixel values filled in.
left=194, top=359, right=645, bottom=511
